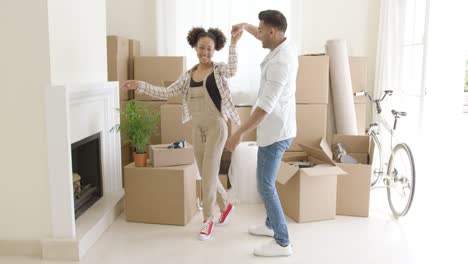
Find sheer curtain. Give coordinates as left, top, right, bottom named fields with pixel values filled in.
left=155, top=0, right=302, bottom=105
left=374, top=0, right=429, bottom=157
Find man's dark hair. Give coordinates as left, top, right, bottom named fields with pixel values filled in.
left=258, top=10, right=287, bottom=33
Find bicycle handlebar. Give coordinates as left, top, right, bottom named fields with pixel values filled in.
left=354, top=89, right=394, bottom=114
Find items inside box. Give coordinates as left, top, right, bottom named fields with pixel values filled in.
left=332, top=142, right=358, bottom=164
left=288, top=161, right=314, bottom=168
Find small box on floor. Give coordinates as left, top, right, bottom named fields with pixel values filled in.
left=332, top=134, right=372, bottom=217
left=149, top=143, right=195, bottom=167
left=124, top=162, right=197, bottom=225
left=277, top=138, right=346, bottom=223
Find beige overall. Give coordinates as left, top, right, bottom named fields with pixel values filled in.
left=188, top=75, right=229, bottom=221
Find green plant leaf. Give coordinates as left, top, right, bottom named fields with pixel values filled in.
left=113, top=100, right=160, bottom=154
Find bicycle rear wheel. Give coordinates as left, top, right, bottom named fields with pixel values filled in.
left=370, top=132, right=384, bottom=187
left=386, top=143, right=416, bottom=218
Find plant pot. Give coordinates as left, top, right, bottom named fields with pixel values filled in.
left=133, top=152, right=148, bottom=167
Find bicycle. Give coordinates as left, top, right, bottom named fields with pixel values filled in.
left=354, top=90, right=416, bottom=218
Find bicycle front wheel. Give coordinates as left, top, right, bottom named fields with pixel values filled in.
left=386, top=143, right=416, bottom=218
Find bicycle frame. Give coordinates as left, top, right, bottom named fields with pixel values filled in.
left=357, top=91, right=416, bottom=217
left=366, top=97, right=406, bottom=194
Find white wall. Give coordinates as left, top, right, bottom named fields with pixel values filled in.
left=301, top=0, right=380, bottom=94
left=48, top=0, right=108, bottom=85
left=0, top=0, right=52, bottom=239
left=106, top=0, right=157, bottom=56
left=0, top=0, right=108, bottom=241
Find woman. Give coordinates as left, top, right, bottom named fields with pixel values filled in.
left=122, top=27, right=242, bottom=241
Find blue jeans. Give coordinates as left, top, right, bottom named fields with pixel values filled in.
left=256, top=138, right=293, bottom=247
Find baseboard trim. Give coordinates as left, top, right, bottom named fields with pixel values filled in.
left=0, top=240, right=42, bottom=257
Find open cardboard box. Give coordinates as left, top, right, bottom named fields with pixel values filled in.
left=276, top=138, right=346, bottom=223
left=333, top=134, right=373, bottom=217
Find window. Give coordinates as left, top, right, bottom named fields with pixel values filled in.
left=388, top=0, right=429, bottom=142
left=155, top=0, right=301, bottom=105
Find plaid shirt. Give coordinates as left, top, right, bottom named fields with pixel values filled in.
left=136, top=45, right=240, bottom=125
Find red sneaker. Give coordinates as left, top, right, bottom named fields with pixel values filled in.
left=199, top=220, right=214, bottom=241
left=215, top=203, right=234, bottom=226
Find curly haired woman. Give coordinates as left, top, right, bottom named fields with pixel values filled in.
left=122, top=27, right=243, bottom=240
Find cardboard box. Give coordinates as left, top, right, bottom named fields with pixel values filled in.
left=277, top=139, right=346, bottom=222
left=219, top=174, right=229, bottom=189
left=326, top=101, right=368, bottom=145
left=121, top=144, right=133, bottom=167
left=124, top=162, right=197, bottom=225
left=283, top=151, right=308, bottom=161
left=296, top=55, right=329, bottom=104
left=121, top=144, right=133, bottom=187
left=119, top=101, right=128, bottom=145
left=289, top=104, right=327, bottom=151
left=119, top=101, right=164, bottom=145
left=349, top=57, right=368, bottom=104
left=160, top=104, right=193, bottom=144
left=332, top=134, right=372, bottom=217
left=228, top=106, right=257, bottom=142
left=167, top=94, right=183, bottom=104
left=149, top=143, right=195, bottom=167
left=134, top=56, right=186, bottom=101
left=165, top=80, right=182, bottom=104
left=219, top=149, right=231, bottom=174
left=354, top=103, right=367, bottom=135
left=137, top=101, right=165, bottom=144
left=128, top=39, right=140, bottom=82
left=107, top=36, right=130, bottom=100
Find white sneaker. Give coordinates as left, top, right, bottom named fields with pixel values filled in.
left=253, top=240, right=293, bottom=257
left=248, top=224, right=274, bottom=237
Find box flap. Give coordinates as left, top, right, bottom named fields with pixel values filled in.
left=297, top=138, right=334, bottom=165
left=301, top=164, right=347, bottom=177
left=276, top=162, right=300, bottom=185
left=282, top=152, right=308, bottom=162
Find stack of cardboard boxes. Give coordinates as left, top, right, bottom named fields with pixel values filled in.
left=109, top=36, right=373, bottom=225
left=134, top=56, right=187, bottom=145
left=107, top=36, right=141, bottom=182
left=124, top=144, right=197, bottom=225
left=276, top=55, right=372, bottom=223
left=109, top=36, right=231, bottom=225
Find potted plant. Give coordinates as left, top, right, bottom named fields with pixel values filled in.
left=114, top=100, right=159, bottom=167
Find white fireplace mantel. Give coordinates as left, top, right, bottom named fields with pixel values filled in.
left=43, top=81, right=124, bottom=260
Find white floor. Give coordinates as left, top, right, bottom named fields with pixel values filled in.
left=1, top=185, right=468, bottom=264
left=2, top=116, right=467, bottom=264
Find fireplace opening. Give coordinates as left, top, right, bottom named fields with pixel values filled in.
left=71, top=132, right=103, bottom=219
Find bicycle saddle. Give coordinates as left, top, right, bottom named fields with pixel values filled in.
left=391, top=110, right=407, bottom=117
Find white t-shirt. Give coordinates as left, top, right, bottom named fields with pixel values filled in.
left=255, top=38, right=298, bottom=147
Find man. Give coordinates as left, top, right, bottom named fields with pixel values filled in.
left=226, top=10, right=298, bottom=257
